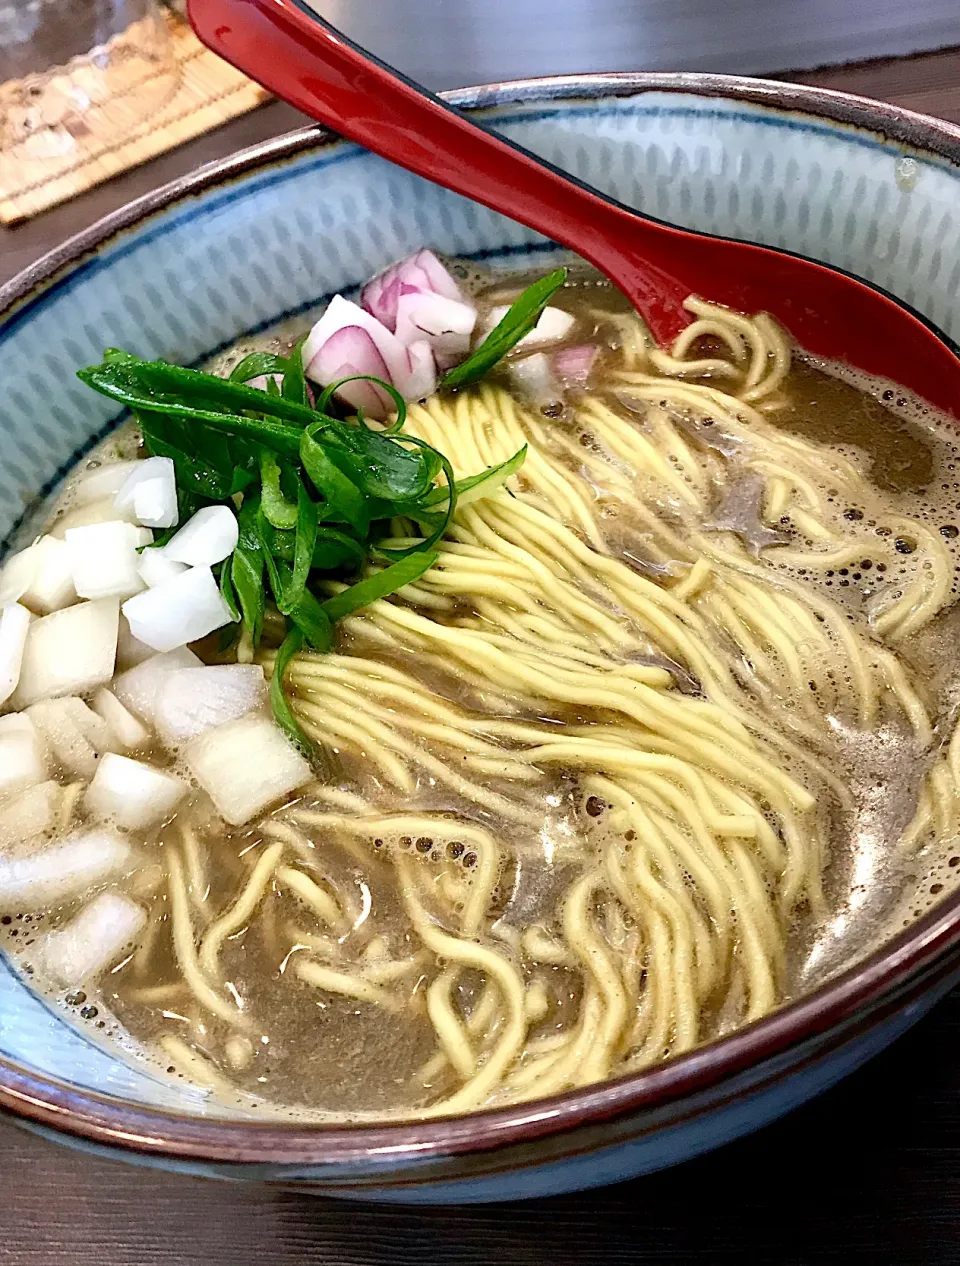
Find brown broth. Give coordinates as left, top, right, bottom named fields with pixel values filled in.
left=4, top=274, right=960, bottom=1122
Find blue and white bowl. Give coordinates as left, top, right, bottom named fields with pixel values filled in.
left=1, top=73, right=960, bottom=1202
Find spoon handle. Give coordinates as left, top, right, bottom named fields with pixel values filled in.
left=187, top=0, right=694, bottom=341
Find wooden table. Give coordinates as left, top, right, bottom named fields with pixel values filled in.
left=1, top=46, right=960, bottom=1265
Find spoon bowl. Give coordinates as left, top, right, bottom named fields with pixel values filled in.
left=189, top=0, right=960, bottom=416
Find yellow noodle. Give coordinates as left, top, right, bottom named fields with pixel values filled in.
left=117, top=296, right=955, bottom=1122
left=167, top=851, right=242, bottom=1026
left=427, top=970, right=477, bottom=1078
left=198, top=842, right=284, bottom=980
left=275, top=866, right=343, bottom=928
left=294, top=959, right=401, bottom=1011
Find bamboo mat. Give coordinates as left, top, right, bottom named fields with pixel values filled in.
left=0, top=12, right=270, bottom=225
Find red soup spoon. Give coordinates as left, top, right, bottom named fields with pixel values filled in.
left=188, top=0, right=960, bottom=417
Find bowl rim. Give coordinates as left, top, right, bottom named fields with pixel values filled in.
left=2, top=68, right=960, bottom=1172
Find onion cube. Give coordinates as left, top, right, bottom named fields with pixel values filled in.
left=50, top=496, right=140, bottom=537
left=132, top=479, right=178, bottom=530
left=185, top=713, right=312, bottom=825
left=86, top=753, right=188, bottom=830
left=163, top=506, right=239, bottom=567
left=506, top=352, right=563, bottom=410
left=41, top=891, right=147, bottom=987
left=26, top=697, right=116, bottom=779
left=0, top=781, right=61, bottom=849
left=10, top=598, right=119, bottom=708
left=0, top=548, right=35, bottom=606
left=0, top=714, right=48, bottom=797
left=116, top=613, right=156, bottom=670
left=122, top=566, right=234, bottom=653
left=394, top=292, right=476, bottom=370
left=0, top=603, right=30, bottom=706
left=91, top=688, right=152, bottom=752
left=154, top=664, right=266, bottom=745
left=65, top=521, right=153, bottom=601
left=484, top=304, right=576, bottom=350
left=137, top=548, right=188, bottom=589
left=115, top=457, right=178, bottom=530
left=71, top=460, right=142, bottom=506
left=0, top=828, right=131, bottom=912
left=113, top=647, right=202, bottom=725
left=0, top=536, right=77, bottom=615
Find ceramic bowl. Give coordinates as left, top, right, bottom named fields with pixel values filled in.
left=1, top=72, right=960, bottom=1204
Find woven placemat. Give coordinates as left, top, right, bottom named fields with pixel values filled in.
left=0, top=12, right=270, bottom=225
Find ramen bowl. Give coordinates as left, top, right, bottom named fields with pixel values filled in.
left=1, top=72, right=960, bottom=1203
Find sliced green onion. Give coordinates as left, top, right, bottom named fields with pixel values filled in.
left=316, top=374, right=408, bottom=435
left=259, top=451, right=300, bottom=530
left=281, top=483, right=318, bottom=616
left=270, top=625, right=310, bottom=751
left=418, top=445, right=526, bottom=509
left=281, top=336, right=310, bottom=406
left=321, top=550, right=439, bottom=624
left=442, top=268, right=567, bottom=389
left=229, top=352, right=286, bottom=383
left=300, top=422, right=371, bottom=539
left=218, top=559, right=240, bottom=623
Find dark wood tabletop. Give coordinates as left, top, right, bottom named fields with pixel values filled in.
left=1, top=46, right=960, bottom=1266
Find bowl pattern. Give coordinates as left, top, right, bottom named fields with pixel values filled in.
left=1, top=76, right=959, bottom=1199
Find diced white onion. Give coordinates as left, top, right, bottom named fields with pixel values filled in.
left=131, top=477, right=179, bottom=530
left=184, top=713, right=313, bottom=825
left=113, top=647, right=203, bottom=726
left=122, top=566, right=234, bottom=653
left=155, top=664, right=266, bottom=745
left=163, top=507, right=238, bottom=567
left=483, top=304, right=576, bottom=350
left=26, top=696, right=116, bottom=779
left=40, top=891, right=146, bottom=987
left=0, top=603, right=30, bottom=706
left=115, top=457, right=178, bottom=530
left=137, top=548, right=188, bottom=589
left=0, top=548, right=34, bottom=606
left=0, top=828, right=131, bottom=912
left=71, top=461, right=142, bottom=507
left=65, top=521, right=153, bottom=601
left=91, top=688, right=152, bottom=752
left=11, top=598, right=119, bottom=708
left=86, top=753, right=188, bottom=830
left=0, top=536, right=77, bottom=614
left=116, top=613, right=156, bottom=670
left=50, top=496, right=140, bottom=537
left=0, top=714, right=47, bottom=797
left=0, top=781, right=61, bottom=849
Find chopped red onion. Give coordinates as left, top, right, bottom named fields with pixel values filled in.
left=362, top=249, right=465, bottom=330
left=405, top=339, right=440, bottom=401
left=361, top=250, right=476, bottom=370
left=302, top=295, right=438, bottom=417
left=507, top=352, right=564, bottom=411
left=361, top=271, right=401, bottom=331
left=306, top=326, right=395, bottom=415
left=553, top=343, right=599, bottom=389
left=394, top=291, right=476, bottom=370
